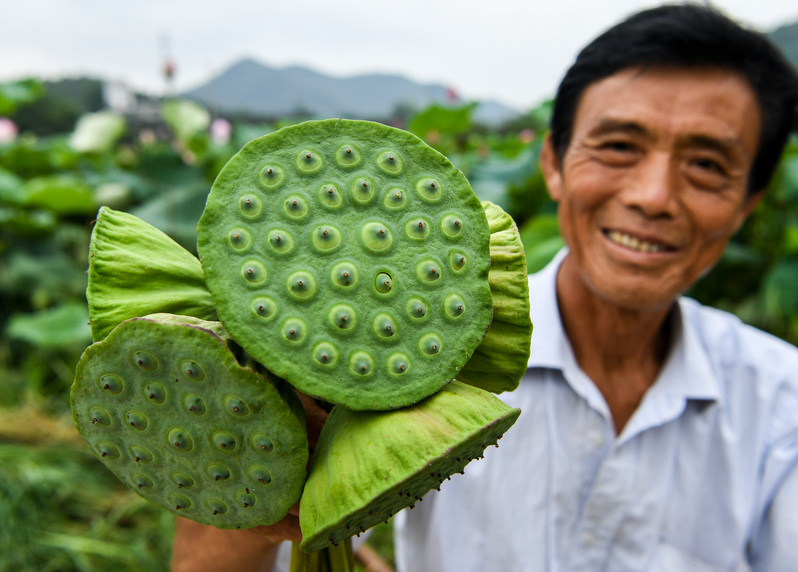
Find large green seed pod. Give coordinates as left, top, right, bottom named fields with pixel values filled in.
left=70, top=313, right=308, bottom=529
left=87, top=206, right=216, bottom=342
left=197, top=119, right=493, bottom=410
left=298, top=381, right=521, bottom=553
left=456, top=201, right=532, bottom=393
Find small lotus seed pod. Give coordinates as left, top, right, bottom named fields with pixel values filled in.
left=197, top=119, right=492, bottom=410
left=86, top=207, right=216, bottom=342
left=70, top=314, right=309, bottom=529
left=456, top=202, right=533, bottom=394
left=299, top=381, right=521, bottom=552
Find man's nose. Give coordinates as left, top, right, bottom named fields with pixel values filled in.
left=620, top=152, right=679, bottom=218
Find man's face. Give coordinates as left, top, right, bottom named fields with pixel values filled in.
left=541, top=66, right=763, bottom=312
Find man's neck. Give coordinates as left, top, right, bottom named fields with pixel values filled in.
left=555, top=257, right=674, bottom=434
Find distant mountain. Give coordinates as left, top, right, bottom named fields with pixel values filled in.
left=769, top=20, right=798, bottom=71
left=182, top=58, right=520, bottom=125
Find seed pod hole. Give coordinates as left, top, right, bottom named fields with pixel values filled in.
left=445, top=294, right=466, bottom=318
left=417, top=177, right=442, bottom=201
left=282, top=318, right=307, bottom=343
left=377, top=151, right=403, bottom=174
left=133, top=473, right=154, bottom=490
left=387, top=353, right=410, bottom=375
left=241, top=260, right=267, bottom=285
left=130, top=445, right=154, bottom=463
left=97, top=441, right=120, bottom=459
left=450, top=252, right=467, bottom=271
left=206, top=498, right=229, bottom=516
left=237, top=490, right=258, bottom=508
left=228, top=228, right=251, bottom=251
left=384, top=188, right=406, bottom=208
left=352, top=178, right=375, bottom=202
left=406, top=218, right=430, bottom=239
left=250, top=466, right=272, bottom=485
left=171, top=493, right=192, bottom=511
left=416, top=260, right=442, bottom=283
left=361, top=222, right=392, bottom=251
left=442, top=214, right=463, bottom=237
left=420, top=333, right=443, bottom=356
left=373, top=314, right=397, bottom=338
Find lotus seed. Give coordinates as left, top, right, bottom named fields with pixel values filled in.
left=206, top=498, right=229, bottom=516
left=207, top=464, right=231, bottom=481
left=168, top=427, right=193, bottom=451
left=213, top=431, right=237, bottom=451
left=417, top=178, right=442, bottom=200
left=313, top=342, right=339, bottom=365
left=284, top=195, right=308, bottom=218
left=352, top=178, right=375, bottom=202
left=265, top=229, right=293, bottom=254
left=89, top=407, right=111, bottom=426
left=250, top=466, right=272, bottom=485
left=99, top=374, right=123, bottom=394
left=184, top=394, right=206, bottom=415
left=387, top=353, right=410, bottom=375
left=336, top=145, right=361, bottom=166
left=228, top=228, right=251, bottom=250
left=349, top=352, right=374, bottom=375
left=406, top=298, right=428, bottom=319
left=373, top=314, right=397, bottom=338
left=133, top=473, right=154, bottom=489
left=416, top=260, right=442, bottom=283
left=374, top=272, right=393, bottom=294
left=180, top=360, right=205, bottom=382
left=145, top=382, right=166, bottom=403
left=442, top=214, right=463, bottom=237
left=97, top=441, right=120, bottom=459
left=252, top=433, right=274, bottom=453
left=126, top=410, right=148, bottom=431
left=450, top=252, right=467, bottom=271
left=241, top=260, right=267, bottom=285
left=251, top=297, right=277, bottom=320
left=329, top=305, right=356, bottom=331
left=171, top=494, right=192, bottom=510
left=331, top=262, right=359, bottom=288
left=377, top=151, right=403, bottom=174
left=130, top=445, right=154, bottom=463
left=287, top=271, right=317, bottom=299
left=420, top=333, right=443, bottom=355
left=133, top=351, right=157, bottom=371
left=260, top=165, right=284, bottom=187
left=237, top=490, right=257, bottom=508
left=406, top=218, right=430, bottom=239
left=239, top=194, right=263, bottom=218
left=384, top=188, right=406, bottom=208
left=361, top=222, right=393, bottom=251
left=225, top=396, right=249, bottom=417
left=445, top=294, right=466, bottom=318
left=312, top=225, right=342, bottom=251
left=297, top=150, right=323, bottom=173
left=282, top=318, right=307, bottom=343
left=319, top=184, right=343, bottom=207
left=172, top=472, right=195, bottom=488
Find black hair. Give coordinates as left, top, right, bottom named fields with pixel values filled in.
left=550, top=3, right=798, bottom=194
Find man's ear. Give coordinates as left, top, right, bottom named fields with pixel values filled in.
left=540, top=133, right=563, bottom=202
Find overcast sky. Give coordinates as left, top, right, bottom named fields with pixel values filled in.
left=2, top=0, right=797, bottom=112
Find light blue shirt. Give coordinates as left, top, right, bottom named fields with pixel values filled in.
left=394, top=249, right=798, bottom=572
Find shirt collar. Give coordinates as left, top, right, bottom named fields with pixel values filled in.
left=525, top=247, right=722, bottom=405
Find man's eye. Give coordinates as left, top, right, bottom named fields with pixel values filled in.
left=693, top=158, right=725, bottom=173
left=601, top=141, right=634, bottom=153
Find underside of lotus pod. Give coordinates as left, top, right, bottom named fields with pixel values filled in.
left=197, top=119, right=493, bottom=410
left=456, top=201, right=532, bottom=393
left=87, top=206, right=217, bottom=342
left=70, top=313, right=308, bottom=529
left=298, top=380, right=521, bottom=553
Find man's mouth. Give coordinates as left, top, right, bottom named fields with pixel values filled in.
left=604, top=230, right=673, bottom=253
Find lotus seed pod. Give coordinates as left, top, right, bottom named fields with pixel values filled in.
left=70, top=313, right=309, bottom=529
left=456, top=202, right=533, bottom=393
left=298, top=380, right=521, bottom=552
left=87, top=207, right=216, bottom=342
left=197, top=119, right=493, bottom=410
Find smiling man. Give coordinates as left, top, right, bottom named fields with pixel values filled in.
left=394, top=4, right=798, bottom=571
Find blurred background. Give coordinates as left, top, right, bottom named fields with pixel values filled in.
left=1, top=1, right=797, bottom=570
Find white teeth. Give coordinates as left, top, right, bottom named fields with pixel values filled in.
left=606, top=230, right=666, bottom=253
